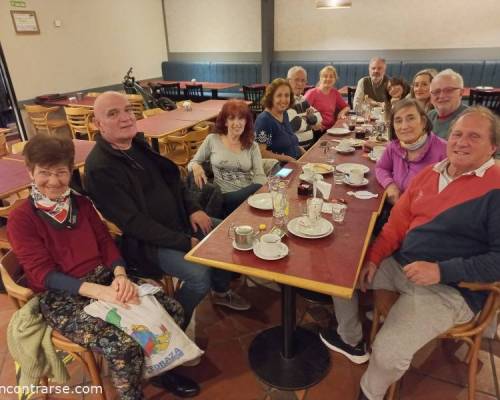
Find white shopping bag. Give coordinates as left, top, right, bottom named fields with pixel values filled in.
left=84, top=285, right=203, bottom=378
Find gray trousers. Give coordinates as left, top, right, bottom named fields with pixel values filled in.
left=333, top=256, right=474, bottom=400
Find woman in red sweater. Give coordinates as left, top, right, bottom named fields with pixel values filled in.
left=7, top=134, right=197, bottom=399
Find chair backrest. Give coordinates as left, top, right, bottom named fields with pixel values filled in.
left=86, top=92, right=101, bottom=97
left=0, top=251, right=34, bottom=309
left=468, top=89, right=500, bottom=114
left=242, top=85, right=265, bottom=113
left=142, top=107, right=165, bottom=118
left=64, top=106, right=92, bottom=139
left=185, top=84, right=204, bottom=101
left=150, top=83, right=181, bottom=99
left=0, top=130, right=8, bottom=156
left=0, top=197, right=25, bottom=218
left=24, top=104, right=59, bottom=135
left=126, top=94, right=145, bottom=120
left=166, top=125, right=210, bottom=162
left=347, top=87, right=356, bottom=109
left=10, top=141, right=27, bottom=155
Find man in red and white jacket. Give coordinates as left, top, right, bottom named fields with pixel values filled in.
left=320, top=106, right=500, bottom=400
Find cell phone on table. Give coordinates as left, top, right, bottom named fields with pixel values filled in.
left=275, top=167, right=293, bottom=178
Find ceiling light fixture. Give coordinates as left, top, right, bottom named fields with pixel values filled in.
left=315, top=0, right=352, bottom=9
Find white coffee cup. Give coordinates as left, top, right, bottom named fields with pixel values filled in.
left=337, top=139, right=352, bottom=151
left=372, top=145, right=385, bottom=159
left=348, top=168, right=364, bottom=185
left=256, top=233, right=282, bottom=257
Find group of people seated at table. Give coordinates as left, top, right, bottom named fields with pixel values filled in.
left=5, top=54, right=500, bottom=400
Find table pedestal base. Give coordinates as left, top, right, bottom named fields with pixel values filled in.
left=248, top=326, right=330, bottom=390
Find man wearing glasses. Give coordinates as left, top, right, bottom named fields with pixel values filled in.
left=428, top=69, right=468, bottom=139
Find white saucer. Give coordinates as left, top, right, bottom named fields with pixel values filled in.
left=344, top=177, right=369, bottom=187
left=327, top=127, right=350, bottom=136
left=336, top=163, right=370, bottom=175
left=287, top=217, right=334, bottom=239
left=368, top=153, right=380, bottom=162
left=299, top=173, right=324, bottom=183
left=335, top=146, right=355, bottom=154
left=253, top=242, right=289, bottom=260
left=232, top=241, right=253, bottom=251
left=303, top=163, right=334, bottom=175
left=247, top=193, right=273, bottom=210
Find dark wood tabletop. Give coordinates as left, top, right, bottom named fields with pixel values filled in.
left=186, top=122, right=386, bottom=299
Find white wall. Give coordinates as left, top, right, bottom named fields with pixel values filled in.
left=0, top=0, right=167, bottom=101
left=275, top=0, right=500, bottom=51
left=165, top=0, right=261, bottom=53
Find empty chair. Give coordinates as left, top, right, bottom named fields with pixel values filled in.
left=184, top=84, right=204, bottom=102
left=0, top=199, right=25, bottom=255
left=0, top=251, right=106, bottom=399
left=468, top=89, right=500, bottom=114
left=24, top=104, right=67, bottom=135
left=142, top=107, right=165, bottom=118
left=242, top=85, right=265, bottom=116
left=150, top=82, right=181, bottom=100
left=64, top=106, right=94, bottom=140
left=9, top=141, right=27, bottom=154
left=0, top=129, right=8, bottom=156
left=163, top=126, right=210, bottom=167
left=125, top=94, right=145, bottom=120
left=347, top=86, right=357, bottom=109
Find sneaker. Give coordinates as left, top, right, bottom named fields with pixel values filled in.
left=212, top=290, right=251, bottom=311
left=319, top=329, right=370, bottom=364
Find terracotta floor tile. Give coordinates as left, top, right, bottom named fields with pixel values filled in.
left=410, top=338, right=497, bottom=396
left=173, top=338, right=266, bottom=400
left=399, top=370, right=498, bottom=400
left=305, top=350, right=366, bottom=400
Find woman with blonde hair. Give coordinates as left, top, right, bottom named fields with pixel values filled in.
left=409, top=68, right=437, bottom=112
left=304, top=65, right=349, bottom=131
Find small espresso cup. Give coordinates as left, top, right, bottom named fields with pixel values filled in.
left=229, top=225, right=255, bottom=249
left=348, top=168, right=364, bottom=185
left=372, top=145, right=385, bottom=159
left=256, top=233, right=282, bottom=257
left=337, top=139, right=352, bottom=152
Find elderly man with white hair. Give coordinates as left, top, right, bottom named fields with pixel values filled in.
left=286, top=66, right=322, bottom=148
left=428, top=68, right=468, bottom=139
left=353, top=57, right=389, bottom=110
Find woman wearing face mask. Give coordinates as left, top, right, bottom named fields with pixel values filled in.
left=6, top=134, right=198, bottom=400
left=189, top=100, right=266, bottom=215
left=376, top=98, right=447, bottom=205
left=409, top=68, right=437, bottom=112
left=255, top=78, right=305, bottom=163
left=304, top=65, right=349, bottom=131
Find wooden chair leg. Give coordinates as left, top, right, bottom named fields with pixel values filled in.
left=467, top=337, right=481, bottom=400
left=386, top=382, right=398, bottom=400
left=81, top=350, right=107, bottom=400
left=369, top=307, right=382, bottom=347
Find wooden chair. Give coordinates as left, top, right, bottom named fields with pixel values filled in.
left=0, top=199, right=25, bottom=255
left=242, top=85, right=265, bottom=116
left=347, top=87, right=357, bottom=109
left=0, top=129, right=8, bottom=156
left=126, top=94, right=145, bottom=120
left=86, top=92, right=101, bottom=97
left=163, top=126, right=209, bottom=167
left=64, top=107, right=94, bottom=140
left=9, top=141, right=27, bottom=154
left=192, top=120, right=215, bottom=133
left=468, top=89, right=500, bottom=114
left=142, top=107, right=165, bottom=119
left=184, top=84, right=204, bottom=102
left=370, top=283, right=500, bottom=400
left=24, top=104, right=68, bottom=135
left=0, top=251, right=106, bottom=399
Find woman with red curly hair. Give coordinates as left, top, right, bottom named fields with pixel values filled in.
left=188, top=100, right=266, bottom=215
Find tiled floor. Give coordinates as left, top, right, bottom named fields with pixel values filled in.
left=0, top=282, right=498, bottom=400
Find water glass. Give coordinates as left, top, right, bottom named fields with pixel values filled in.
left=333, top=170, right=345, bottom=185
left=307, top=197, right=323, bottom=226
left=331, top=202, right=347, bottom=223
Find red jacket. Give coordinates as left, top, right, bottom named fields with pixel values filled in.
left=7, top=195, right=122, bottom=292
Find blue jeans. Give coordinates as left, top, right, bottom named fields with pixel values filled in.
left=222, top=183, right=262, bottom=216
left=156, top=219, right=231, bottom=327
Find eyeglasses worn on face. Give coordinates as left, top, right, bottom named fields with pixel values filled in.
left=430, top=87, right=461, bottom=96
left=36, top=170, right=71, bottom=179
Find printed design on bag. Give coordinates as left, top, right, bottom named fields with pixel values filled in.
left=105, top=308, right=171, bottom=356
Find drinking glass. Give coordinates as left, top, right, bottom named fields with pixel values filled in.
left=307, top=197, right=323, bottom=227
left=331, top=202, right=347, bottom=223
left=333, top=170, right=345, bottom=185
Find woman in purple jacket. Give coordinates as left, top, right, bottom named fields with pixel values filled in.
left=376, top=98, right=447, bottom=205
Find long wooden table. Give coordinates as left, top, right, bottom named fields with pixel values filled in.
left=139, top=79, right=239, bottom=99
left=185, top=123, right=385, bottom=389
left=0, top=139, right=95, bottom=199
left=38, top=96, right=96, bottom=108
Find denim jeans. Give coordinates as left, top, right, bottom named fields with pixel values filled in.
left=156, top=218, right=232, bottom=327
left=222, top=183, right=262, bottom=216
